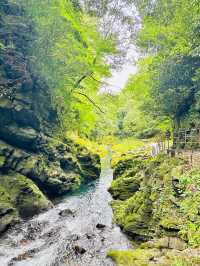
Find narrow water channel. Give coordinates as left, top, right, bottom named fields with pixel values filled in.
left=0, top=150, right=131, bottom=266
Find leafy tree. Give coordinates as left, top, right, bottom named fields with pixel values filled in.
left=123, top=0, right=200, bottom=132
left=19, top=0, right=116, bottom=136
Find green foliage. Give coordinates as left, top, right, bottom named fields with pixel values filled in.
left=179, top=170, right=200, bottom=246
left=114, top=57, right=171, bottom=138
left=108, top=248, right=200, bottom=266
left=18, top=0, right=116, bottom=136
left=119, top=0, right=200, bottom=134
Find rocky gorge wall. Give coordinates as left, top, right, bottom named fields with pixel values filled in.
left=0, top=0, right=101, bottom=234
left=108, top=154, right=200, bottom=265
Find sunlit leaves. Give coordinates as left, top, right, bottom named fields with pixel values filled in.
left=18, top=0, right=116, bottom=135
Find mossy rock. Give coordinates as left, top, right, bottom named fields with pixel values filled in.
left=0, top=185, right=18, bottom=234
left=110, top=154, right=187, bottom=241
left=112, top=189, right=153, bottom=240
left=113, top=156, right=144, bottom=180
left=110, top=153, right=200, bottom=265
left=0, top=155, right=6, bottom=168
left=108, top=246, right=200, bottom=266
left=108, top=248, right=161, bottom=266
left=0, top=172, right=51, bottom=220
left=109, top=173, right=142, bottom=200
left=45, top=172, right=81, bottom=196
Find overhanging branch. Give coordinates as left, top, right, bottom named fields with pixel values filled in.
left=74, top=91, right=105, bottom=114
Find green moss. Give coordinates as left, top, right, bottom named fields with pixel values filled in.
left=0, top=173, right=50, bottom=218
left=159, top=216, right=182, bottom=231
left=0, top=155, right=6, bottom=167
left=109, top=153, right=200, bottom=265
left=108, top=246, right=200, bottom=266
left=107, top=248, right=160, bottom=266
left=0, top=185, right=17, bottom=233
left=109, top=174, right=141, bottom=200
left=110, top=154, right=191, bottom=240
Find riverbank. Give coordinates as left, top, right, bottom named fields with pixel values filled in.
left=108, top=152, right=200, bottom=266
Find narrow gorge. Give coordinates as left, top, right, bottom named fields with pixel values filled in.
left=1, top=1, right=200, bottom=266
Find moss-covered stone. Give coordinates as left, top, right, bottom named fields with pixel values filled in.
left=108, top=248, right=161, bottom=266
left=0, top=172, right=52, bottom=233
left=109, top=174, right=141, bottom=200
left=0, top=185, right=17, bottom=233
left=108, top=246, right=200, bottom=266
left=0, top=173, right=51, bottom=217
left=0, top=136, right=101, bottom=234
left=110, top=155, right=185, bottom=240
left=109, top=153, right=200, bottom=265
left=0, top=155, right=6, bottom=168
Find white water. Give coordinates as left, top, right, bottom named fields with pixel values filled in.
left=0, top=153, right=131, bottom=266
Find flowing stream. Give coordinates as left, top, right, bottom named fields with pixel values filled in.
left=0, top=150, right=131, bottom=266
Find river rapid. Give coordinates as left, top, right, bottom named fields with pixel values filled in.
left=0, top=151, right=131, bottom=266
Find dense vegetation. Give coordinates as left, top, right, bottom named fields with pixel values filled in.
left=113, top=0, right=200, bottom=138
left=1, top=0, right=200, bottom=265
left=13, top=0, right=138, bottom=140
left=2, top=0, right=199, bottom=140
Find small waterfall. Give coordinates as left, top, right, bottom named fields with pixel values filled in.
left=151, top=143, right=161, bottom=156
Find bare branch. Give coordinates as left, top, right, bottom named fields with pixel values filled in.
left=74, top=91, right=105, bottom=114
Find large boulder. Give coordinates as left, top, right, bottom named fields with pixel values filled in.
left=0, top=172, right=51, bottom=233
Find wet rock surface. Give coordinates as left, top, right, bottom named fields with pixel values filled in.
left=96, top=223, right=106, bottom=229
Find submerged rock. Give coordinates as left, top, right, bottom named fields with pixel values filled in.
left=96, top=223, right=106, bottom=229
left=74, top=245, right=87, bottom=255
left=59, top=209, right=75, bottom=217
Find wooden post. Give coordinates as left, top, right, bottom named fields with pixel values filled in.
left=184, top=130, right=187, bottom=147
left=190, top=149, right=193, bottom=167
left=171, top=149, right=176, bottom=157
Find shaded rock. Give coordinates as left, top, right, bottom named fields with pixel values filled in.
left=0, top=125, right=38, bottom=151
left=96, top=223, right=106, bottom=229
left=60, top=155, right=78, bottom=171
left=59, top=209, right=75, bottom=217
left=86, top=233, right=95, bottom=239
left=74, top=245, right=86, bottom=255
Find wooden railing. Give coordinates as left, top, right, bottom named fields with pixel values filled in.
left=151, top=128, right=200, bottom=168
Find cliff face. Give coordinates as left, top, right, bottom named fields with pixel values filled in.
left=0, top=0, right=101, bottom=234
